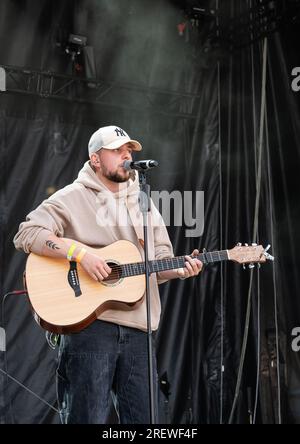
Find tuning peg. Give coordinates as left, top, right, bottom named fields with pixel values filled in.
left=252, top=243, right=257, bottom=246
left=263, top=244, right=275, bottom=261
left=245, top=243, right=248, bottom=247
left=237, top=242, right=242, bottom=247
left=248, top=263, right=255, bottom=269
left=264, top=252, right=275, bottom=261
left=243, top=264, right=246, bottom=270
left=257, top=263, right=261, bottom=268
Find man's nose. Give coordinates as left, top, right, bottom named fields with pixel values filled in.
left=123, top=151, right=132, bottom=160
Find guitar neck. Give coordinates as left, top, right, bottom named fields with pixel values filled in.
left=115, top=250, right=229, bottom=278
left=151, top=250, right=229, bottom=273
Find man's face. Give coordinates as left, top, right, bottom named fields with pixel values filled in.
left=94, top=143, right=134, bottom=183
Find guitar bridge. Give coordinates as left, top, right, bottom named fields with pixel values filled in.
left=68, top=261, right=82, bottom=297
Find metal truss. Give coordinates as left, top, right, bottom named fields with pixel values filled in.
left=179, top=0, right=300, bottom=49
left=217, top=0, right=300, bottom=49
left=0, top=64, right=201, bottom=120
left=2, top=2, right=299, bottom=116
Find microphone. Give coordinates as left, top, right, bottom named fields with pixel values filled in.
left=123, top=159, right=158, bottom=171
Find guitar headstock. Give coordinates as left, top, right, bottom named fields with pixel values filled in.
left=228, top=243, right=274, bottom=267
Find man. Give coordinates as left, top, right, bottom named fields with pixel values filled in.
left=13, top=125, right=202, bottom=424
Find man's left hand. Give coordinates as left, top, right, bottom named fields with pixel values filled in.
left=177, top=249, right=203, bottom=279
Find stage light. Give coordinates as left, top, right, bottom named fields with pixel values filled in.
left=65, top=33, right=87, bottom=61
left=68, top=34, right=87, bottom=46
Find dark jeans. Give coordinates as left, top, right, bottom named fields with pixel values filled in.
left=56, top=320, right=158, bottom=424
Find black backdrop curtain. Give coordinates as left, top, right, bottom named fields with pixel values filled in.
left=1, top=0, right=300, bottom=424
left=219, top=20, right=300, bottom=423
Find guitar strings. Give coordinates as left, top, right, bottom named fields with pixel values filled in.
left=99, top=252, right=229, bottom=281
left=84, top=251, right=230, bottom=282
left=100, top=257, right=186, bottom=281
left=101, top=248, right=253, bottom=281
left=100, top=253, right=214, bottom=281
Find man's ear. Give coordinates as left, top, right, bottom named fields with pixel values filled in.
left=90, top=153, right=101, bottom=168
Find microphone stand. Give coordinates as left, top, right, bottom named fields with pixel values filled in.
left=138, top=170, right=156, bottom=424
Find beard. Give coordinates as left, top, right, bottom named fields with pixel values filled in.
left=105, top=172, right=128, bottom=183
left=102, top=165, right=129, bottom=183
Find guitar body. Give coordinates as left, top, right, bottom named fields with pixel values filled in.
left=25, top=240, right=145, bottom=334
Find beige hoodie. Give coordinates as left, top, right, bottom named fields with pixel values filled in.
left=13, top=161, right=174, bottom=331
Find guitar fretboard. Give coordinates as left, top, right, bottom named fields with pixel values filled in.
left=111, top=250, right=229, bottom=279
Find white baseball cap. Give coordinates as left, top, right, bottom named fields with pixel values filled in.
left=88, top=125, right=142, bottom=156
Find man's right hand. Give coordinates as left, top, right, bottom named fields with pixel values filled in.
left=42, top=235, right=112, bottom=281
left=80, top=252, right=112, bottom=282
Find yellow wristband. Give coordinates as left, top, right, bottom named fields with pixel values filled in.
left=76, top=248, right=87, bottom=264
left=67, top=243, right=77, bottom=261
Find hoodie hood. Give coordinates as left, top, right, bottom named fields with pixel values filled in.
left=74, top=160, right=139, bottom=199
left=74, top=160, right=143, bottom=240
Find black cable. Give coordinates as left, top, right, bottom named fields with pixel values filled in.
left=250, top=0, right=262, bottom=425
left=215, top=0, right=225, bottom=425
left=1, top=291, right=27, bottom=424
left=228, top=269, right=255, bottom=424
left=217, top=54, right=225, bottom=424
left=263, top=80, right=281, bottom=423
left=228, top=36, right=268, bottom=424
left=253, top=268, right=261, bottom=424
left=1, top=291, right=59, bottom=422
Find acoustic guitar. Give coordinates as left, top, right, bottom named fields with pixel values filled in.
left=25, top=240, right=273, bottom=334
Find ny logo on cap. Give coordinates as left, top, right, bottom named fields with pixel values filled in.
left=114, top=127, right=127, bottom=137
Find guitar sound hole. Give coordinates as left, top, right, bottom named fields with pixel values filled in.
left=103, top=261, right=122, bottom=285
